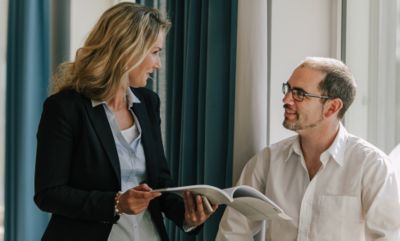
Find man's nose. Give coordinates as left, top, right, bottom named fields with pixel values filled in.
left=282, top=90, right=294, bottom=105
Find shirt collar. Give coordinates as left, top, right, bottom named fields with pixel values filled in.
left=284, top=135, right=302, bottom=162
left=323, top=122, right=347, bottom=166
left=126, top=88, right=141, bottom=107
left=284, top=122, right=348, bottom=166
left=91, top=88, right=141, bottom=108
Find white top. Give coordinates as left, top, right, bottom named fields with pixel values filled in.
left=216, top=123, right=400, bottom=241
left=121, top=123, right=139, bottom=144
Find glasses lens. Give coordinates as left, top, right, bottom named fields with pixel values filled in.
left=292, top=89, right=304, bottom=101
left=282, top=83, right=288, bottom=95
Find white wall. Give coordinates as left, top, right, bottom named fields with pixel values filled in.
left=269, top=0, right=341, bottom=144
left=69, top=0, right=115, bottom=60
left=233, top=0, right=269, bottom=185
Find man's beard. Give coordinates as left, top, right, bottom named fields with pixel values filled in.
left=282, top=105, right=323, bottom=131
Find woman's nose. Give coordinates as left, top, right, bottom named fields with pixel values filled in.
left=154, top=56, right=161, bottom=69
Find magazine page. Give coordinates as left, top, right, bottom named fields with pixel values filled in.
left=232, top=186, right=284, bottom=212
left=230, top=197, right=292, bottom=221
left=155, top=184, right=292, bottom=221
left=153, top=185, right=233, bottom=204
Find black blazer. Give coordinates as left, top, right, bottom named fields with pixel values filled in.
left=34, top=88, right=190, bottom=241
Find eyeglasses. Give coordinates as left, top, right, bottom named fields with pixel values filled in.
left=282, top=82, right=331, bottom=102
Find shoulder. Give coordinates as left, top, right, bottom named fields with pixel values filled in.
left=45, top=89, right=86, bottom=107
left=346, top=134, right=388, bottom=163
left=270, top=135, right=298, bottom=151
left=242, top=136, right=297, bottom=176
left=345, top=134, right=394, bottom=177
left=41, top=89, right=87, bottom=120
left=247, top=135, right=298, bottom=166
left=268, top=135, right=298, bottom=162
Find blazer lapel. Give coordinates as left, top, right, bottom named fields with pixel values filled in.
left=131, top=99, right=157, bottom=185
left=84, top=100, right=121, bottom=182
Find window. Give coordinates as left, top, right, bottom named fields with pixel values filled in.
left=345, top=0, right=400, bottom=153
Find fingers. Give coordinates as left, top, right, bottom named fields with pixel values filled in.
left=133, top=183, right=161, bottom=199
left=135, top=190, right=162, bottom=199
left=201, top=195, right=214, bottom=214
left=134, top=183, right=153, bottom=192
left=183, top=191, right=194, bottom=217
left=118, top=184, right=161, bottom=215
left=184, top=192, right=199, bottom=225
left=212, top=203, right=219, bottom=211
left=184, top=191, right=215, bottom=226
left=195, top=195, right=207, bottom=222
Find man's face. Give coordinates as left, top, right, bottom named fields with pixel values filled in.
left=282, top=66, right=328, bottom=132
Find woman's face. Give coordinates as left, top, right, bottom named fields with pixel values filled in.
left=128, top=32, right=165, bottom=87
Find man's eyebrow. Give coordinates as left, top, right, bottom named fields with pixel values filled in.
left=292, top=87, right=306, bottom=92
left=288, top=83, right=306, bottom=92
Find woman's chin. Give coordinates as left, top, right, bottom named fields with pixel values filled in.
left=129, top=80, right=147, bottom=88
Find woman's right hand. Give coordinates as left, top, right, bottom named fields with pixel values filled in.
left=117, top=183, right=161, bottom=215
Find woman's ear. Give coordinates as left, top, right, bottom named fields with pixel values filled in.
left=323, top=98, right=343, bottom=118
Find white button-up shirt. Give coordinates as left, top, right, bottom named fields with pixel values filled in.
left=216, top=124, right=400, bottom=241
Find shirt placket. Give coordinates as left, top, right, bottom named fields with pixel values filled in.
left=297, top=155, right=324, bottom=241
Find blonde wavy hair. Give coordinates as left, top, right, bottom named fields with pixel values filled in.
left=51, top=2, right=171, bottom=101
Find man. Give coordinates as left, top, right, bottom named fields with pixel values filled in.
left=216, top=57, right=400, bottom=241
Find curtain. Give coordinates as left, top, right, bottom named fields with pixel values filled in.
left=165, top=0, right=237, bottom=240
left=5, top=0, right=50, bottom=240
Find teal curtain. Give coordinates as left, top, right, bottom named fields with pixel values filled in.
left=5, top=0, right=50, bottom=240
left=165, top=0, right=237, bottom=240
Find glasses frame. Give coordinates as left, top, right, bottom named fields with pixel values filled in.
left=282, top=82, right=332, bottom=102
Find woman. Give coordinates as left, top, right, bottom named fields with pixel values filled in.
left=34, top=3, right=216, bottom=241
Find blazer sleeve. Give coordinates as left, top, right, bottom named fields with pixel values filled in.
left=34, top=93, right=117, bottom=223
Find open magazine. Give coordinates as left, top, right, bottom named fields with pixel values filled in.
left=153, top=184, right=291, bottom=221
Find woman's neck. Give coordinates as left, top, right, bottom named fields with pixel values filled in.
left=107, top=88, right=127, bottom=112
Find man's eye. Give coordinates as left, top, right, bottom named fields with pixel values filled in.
left=294, top=90, right=304, bottom=97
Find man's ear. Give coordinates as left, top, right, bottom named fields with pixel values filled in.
left=324, top=98, right=343, bottom=118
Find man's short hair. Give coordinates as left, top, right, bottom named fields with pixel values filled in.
left=298, top=57, right=357, bottom=119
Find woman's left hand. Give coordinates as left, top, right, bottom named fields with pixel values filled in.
left=183, top=191, right=219, bottom=227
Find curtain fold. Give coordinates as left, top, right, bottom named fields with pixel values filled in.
left=165, top=0, right=237, bottom=240
left=5, top=0, right=50, bottom=240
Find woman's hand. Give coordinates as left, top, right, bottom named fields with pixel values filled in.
left=117, top=183, right=161, bottom=215
left=183, top=191, right=219, bottom=227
